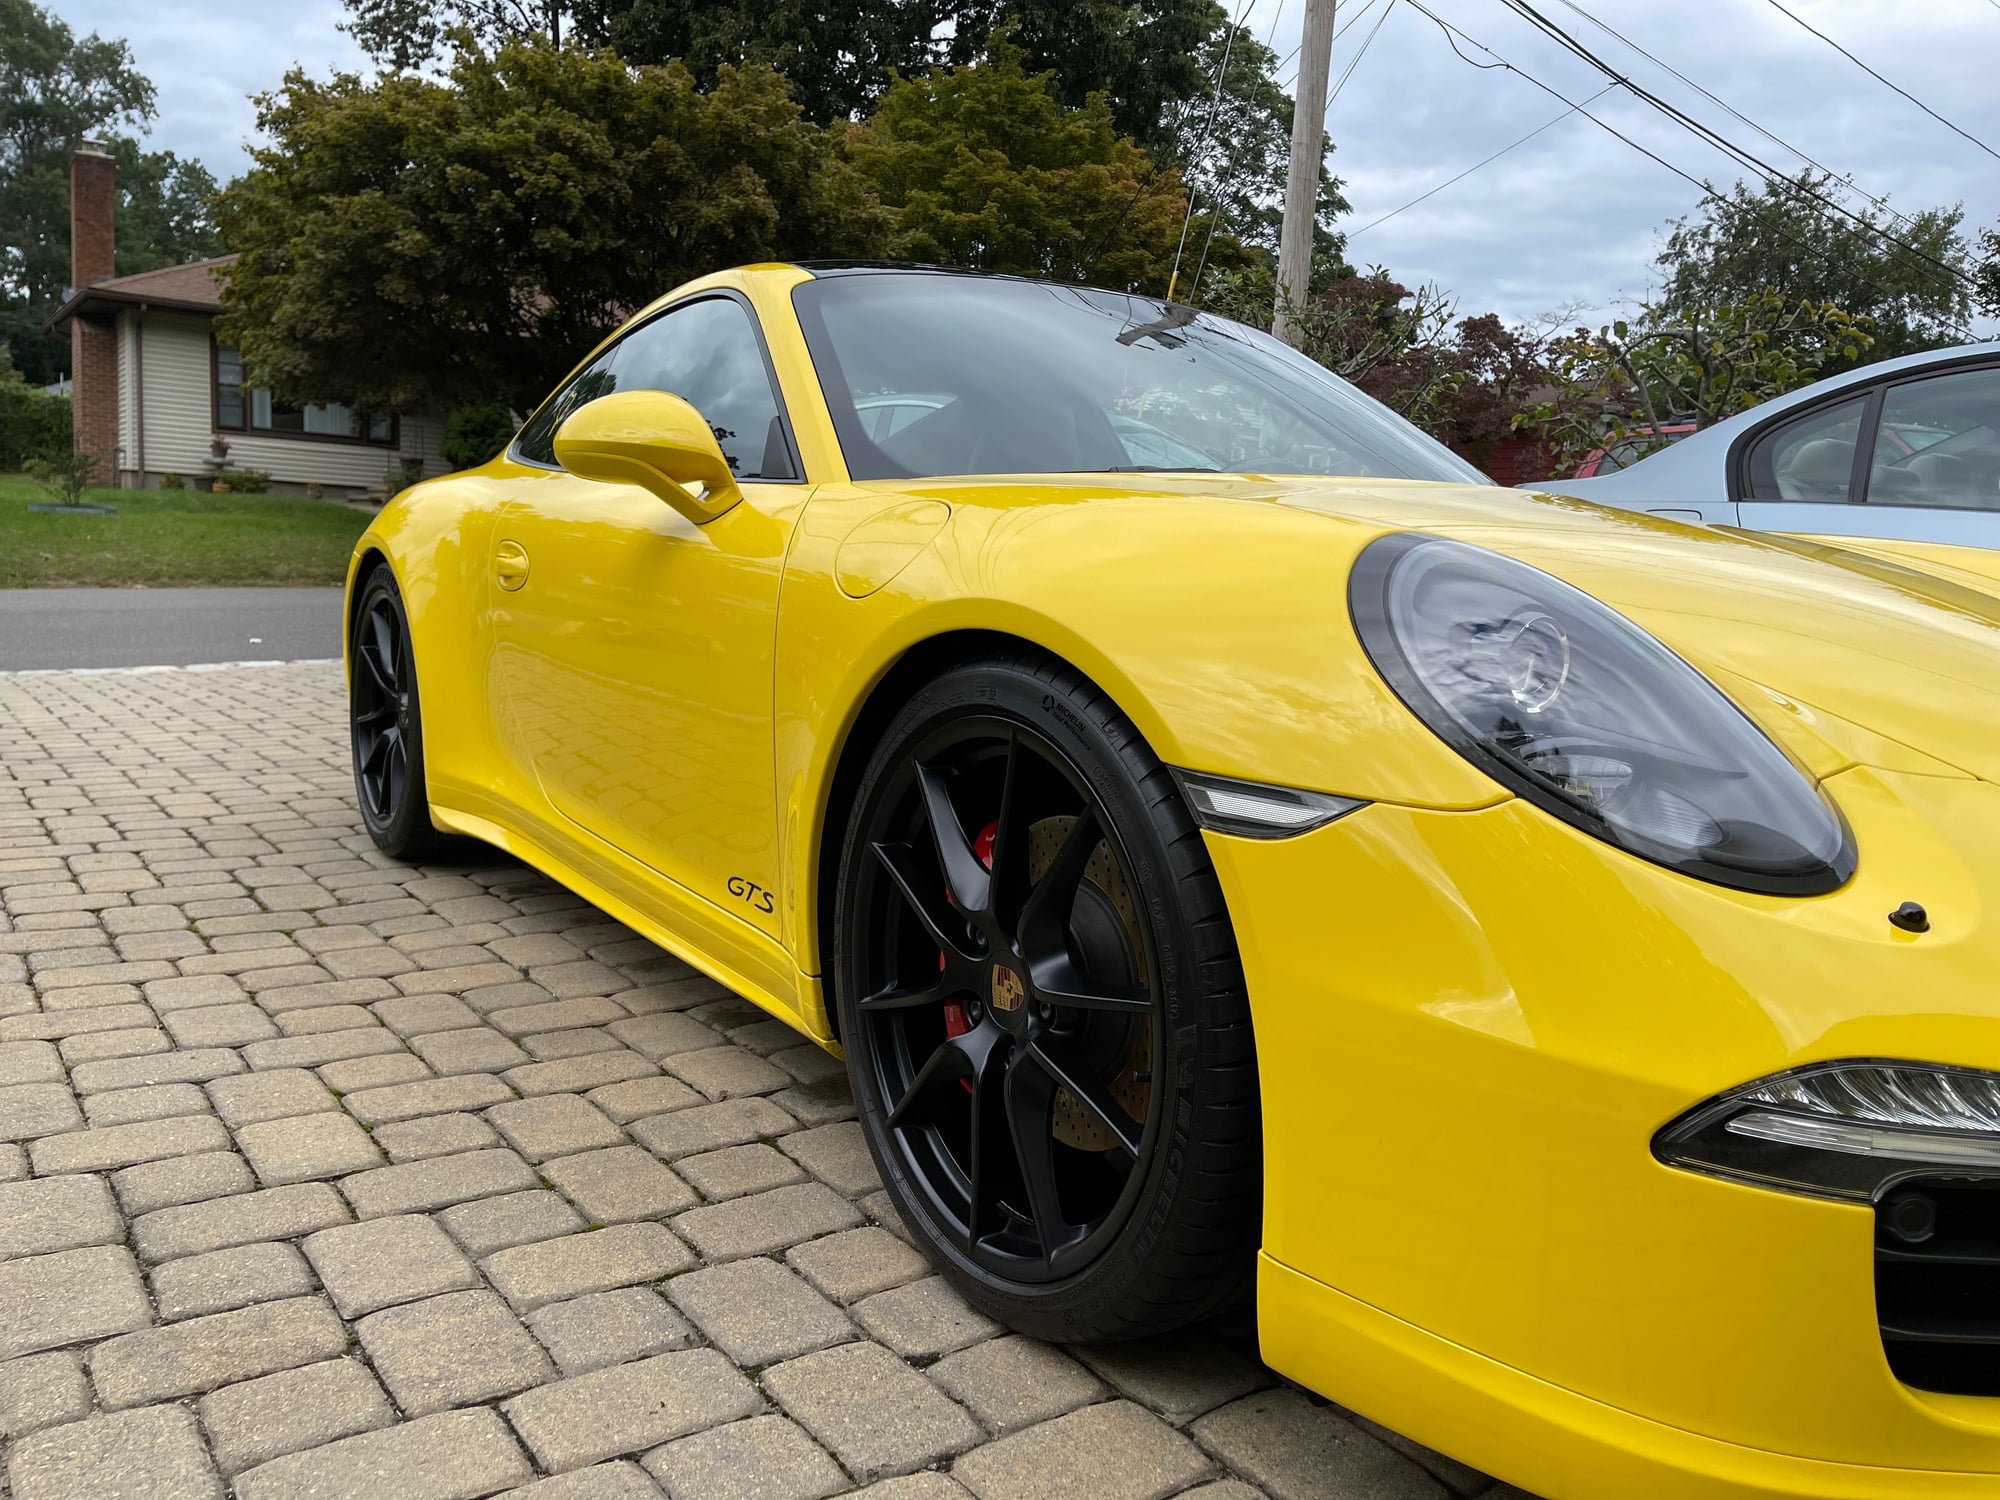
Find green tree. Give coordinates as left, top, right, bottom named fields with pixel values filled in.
left=214, top=38, right=889, bottom=416
left=1655, top=172, right=1970, bottom=361
left=604, top=0, right=950, bottom=125
left=1162, top=27, right=1346, bottom=296
left=340, top=0, right=609, bottom=71
left=483, top=0, right=1221, bottom=139
left=844, top=49, right=1236, bottom=292
left=1, top=0, right=223, bottom=385
left=1526, top=292, right=1875, bottom=473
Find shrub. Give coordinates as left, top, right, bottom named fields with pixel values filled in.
left=26, top=445, right=104, bottom=507
left=0, top=386, right=73, bottom=470
left=158, top=471, right=186, bottom=490
left=225, top=467, right=272, bottom=494
left=441, top=403, right=519, bottom=470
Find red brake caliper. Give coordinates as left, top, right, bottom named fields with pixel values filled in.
left=940, top=820, right=1000, bottom=1050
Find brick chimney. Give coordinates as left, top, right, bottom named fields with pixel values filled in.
left=69, top=142, right=120, bottom=482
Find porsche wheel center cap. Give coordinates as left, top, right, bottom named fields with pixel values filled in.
left=989, top=963, right=1026, bottom=1015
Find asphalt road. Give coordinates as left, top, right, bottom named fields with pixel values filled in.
left=0, top=587, right=345, bottom=671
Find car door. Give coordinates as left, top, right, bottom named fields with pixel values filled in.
left=1736, top=360, right=2000, bottom=550
left=488, top=292, right=809, bottom=943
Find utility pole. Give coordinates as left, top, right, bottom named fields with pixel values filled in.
left=1274, top=0, right=1334, bottom=346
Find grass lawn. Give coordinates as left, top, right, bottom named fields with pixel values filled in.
left=0, top=478, right=374, bottom=587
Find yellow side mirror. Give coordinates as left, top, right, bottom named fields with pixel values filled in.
left=552, top=389, right=743, bottom=524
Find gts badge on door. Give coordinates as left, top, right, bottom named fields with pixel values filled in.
left=727, top=876, right=775, bottom=914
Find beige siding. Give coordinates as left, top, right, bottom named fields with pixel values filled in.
left=398, top=415, right=449, bottom=477
left=115, top=309, right=138, bottom=479
left=125, top=311, right=450, bottom=490
left=139, top=313, right=217, bottom=482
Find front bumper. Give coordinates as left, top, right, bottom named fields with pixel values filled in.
left=1261, top=1255, right=2000, bottom=1499
left=1204, top=764, right=2000, bottom=1496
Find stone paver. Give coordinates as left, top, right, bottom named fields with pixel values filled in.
left=7, top=1405, right=220, bottom=1500
left=666, top=1256, right=855, bottom=1367
left=483, top=1224, right=694, bottom=1312
left=0, top=1352, right=91, bottom=1440
left=1191, top=1390, right=1451, bottom=1500
left=930, top=1336, right=1107, bottom=1436
left=0, top=1245, right=152, bottom=1359
left=643, top=1415, right=846, bottom=1500
left=0, top=663, right=1500, bottom=1500
left=197, top=1357, right=395, bottom=1475
left=503, top=1350, right=765, bottom=1472
left=235, top=1407, right=534, bottom=1500
left=303, top=1214, right=479, bottom=1317
left=150, top=1241, right=316, bottom=1321
left=526, top=1288, right=698, bottom=1377
left=765, top=1341, right=982, bottom=1480
left=88, top=1295, right=348, bottom=1408
left=952, top=1401, right=1211, bottom=1500
left=358, top=1289, right=556, bottom=1414
left=0, top=1175, right=125, bottom=1261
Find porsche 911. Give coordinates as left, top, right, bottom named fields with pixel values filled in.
left=347, top=263, right=2000, bottom=1498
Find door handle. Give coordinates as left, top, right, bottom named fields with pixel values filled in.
left=495, top=540, right=530, bottom=591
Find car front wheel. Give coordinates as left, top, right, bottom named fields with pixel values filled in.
left=834, top=649, right=1261, bottom=1342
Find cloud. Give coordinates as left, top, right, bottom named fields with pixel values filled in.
left=1260, top=0, right=2000, bottom=324
left=56, top=0, right=366, bottom=178
left=51, top=0, right=2000, bottom=330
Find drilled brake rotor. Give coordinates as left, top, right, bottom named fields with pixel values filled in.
left=1027, top=816, right=1154, bottom=1151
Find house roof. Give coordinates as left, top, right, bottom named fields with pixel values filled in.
left=45, top=254, right=235, bottom=330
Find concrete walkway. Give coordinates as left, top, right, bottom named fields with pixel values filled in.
left=0, top=589, right=343, bottom=672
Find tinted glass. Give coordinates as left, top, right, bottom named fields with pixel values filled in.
left=516, top=295, right=796, bottom=479
left=1743, top=396, right=1866, bottom=502
left=792, top=273, right=1491, bottom=484
left=1865, top=366, right=2000, bottom=510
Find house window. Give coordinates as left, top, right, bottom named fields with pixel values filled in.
left=214, top=342, right=397, bottom=447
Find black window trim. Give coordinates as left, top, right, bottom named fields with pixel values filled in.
left=1729, top=350, right=2000, bottom=508
left=508, top=288, right=806, bottom=485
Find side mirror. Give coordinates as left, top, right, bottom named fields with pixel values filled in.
left=552, top=389, right=743, bottom=524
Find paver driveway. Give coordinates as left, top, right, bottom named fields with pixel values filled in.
left=0, top=662, right=1528, bottom=1500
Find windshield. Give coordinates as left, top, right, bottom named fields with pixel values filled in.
left=792, top=271, right=1491, bottom=486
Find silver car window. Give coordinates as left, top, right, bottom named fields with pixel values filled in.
left=1865, top=366, right=2000, bottom=511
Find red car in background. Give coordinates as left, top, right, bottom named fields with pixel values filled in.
left=1573, top=422, right=1699, bottom=477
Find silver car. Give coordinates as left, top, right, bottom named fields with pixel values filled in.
left=1528, top=342, right=2000, bottom=550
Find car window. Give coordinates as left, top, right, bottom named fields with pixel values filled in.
left=514, top=295, right=797, bottom=480
left=1743, top=397, right=1866, bottom=503
left=1864, top=366, right=2000, bottom=510
left=792, top=273, right=1491, bottom=484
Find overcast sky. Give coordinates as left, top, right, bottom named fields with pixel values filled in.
left=51, top=0, right=2000, bottom=331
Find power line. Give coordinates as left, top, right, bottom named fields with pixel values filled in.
left=1400, top=0, right=1976, bottom=330
left=1273, top=0, right=1388, bottom=96
left=1327, top=0, right=1395, bottom=109
left=1549, top=0, right=1921, bottom=236
left=1168, top=0, right=1258, bottom=299
left=1492, top=0, right=1978, bottom=299
left=1758, top=0, right=2000, bottom=164
left=1348, top=82, right=1616, bottom=238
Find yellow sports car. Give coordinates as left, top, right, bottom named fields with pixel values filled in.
left=347, top=263, right=2000, bottom=1499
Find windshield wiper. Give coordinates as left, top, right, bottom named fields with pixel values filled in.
left=1097, top=464, right=1223, bottom=473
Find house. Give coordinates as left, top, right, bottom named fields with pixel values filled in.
left=47, top=144, right=446, bottom=496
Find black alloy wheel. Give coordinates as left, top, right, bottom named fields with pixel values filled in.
left=349, top=566, right=446, bottom=860
left=836, top=650, right=1261, bottom=1342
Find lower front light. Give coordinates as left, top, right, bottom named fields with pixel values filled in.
left=1657, top=1060, right=2000, bottom=1200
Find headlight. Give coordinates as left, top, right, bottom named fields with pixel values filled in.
left=1656, top=1060, right=2000, bottom=1201
left=1349, top=533, right=1854, bottom=895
